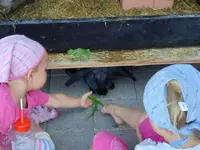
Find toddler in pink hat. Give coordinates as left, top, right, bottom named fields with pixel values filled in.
left=0, top=35, right=93, bottom=150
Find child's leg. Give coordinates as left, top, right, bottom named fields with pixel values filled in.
left=35, top=132, right=55, bottom=150
left=101, top=104, right=166, bottom=143
left=102, top=104, right=147, bottom=129
left=31, top=122, right=55, bottom=150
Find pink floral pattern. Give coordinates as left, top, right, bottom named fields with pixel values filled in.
left=111, top=137, right=127, bottom=150
left=0, top=131, right=11, bottom=149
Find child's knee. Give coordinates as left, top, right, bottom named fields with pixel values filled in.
left=35, top=132, right=55, bottom=150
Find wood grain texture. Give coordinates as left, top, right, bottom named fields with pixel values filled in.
left=48, top=47, right=200, bottom=69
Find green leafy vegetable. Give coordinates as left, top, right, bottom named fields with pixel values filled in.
left=87, top=103, right=98, bottom=119
left=88, top=95, right=104, bottom=107
left=87, top=95, right=104, bottom=119
left=67, top=48, right=91, bottom=61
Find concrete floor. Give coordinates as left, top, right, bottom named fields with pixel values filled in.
left=40, top=65, right=197, bottom=150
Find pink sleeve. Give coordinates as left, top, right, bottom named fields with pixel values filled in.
left=28, top=90, right=49, bottom=108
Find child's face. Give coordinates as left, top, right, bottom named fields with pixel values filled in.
left=27, top=52, right=48, bottom=90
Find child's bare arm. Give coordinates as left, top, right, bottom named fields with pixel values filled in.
left=44, top=91, right=92, bottom=108
left=102, top=104, right=147, bottom=129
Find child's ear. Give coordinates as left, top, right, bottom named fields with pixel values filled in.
left=26, top=69, right=34, bottom=81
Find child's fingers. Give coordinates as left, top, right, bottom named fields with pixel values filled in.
left=86, top=91, right=93, bottom=96
left=82, top=91, right=93, bottom=100
left=81, top=91, right=93, bottom=107
left=86, top=99, right=93, bottom=104
left=83, top=100, right=93, bottom=108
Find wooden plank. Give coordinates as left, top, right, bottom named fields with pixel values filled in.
left=48, top=47, right=200, bottom=69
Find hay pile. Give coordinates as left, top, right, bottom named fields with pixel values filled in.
left=4, top=0, right=200, bottom=21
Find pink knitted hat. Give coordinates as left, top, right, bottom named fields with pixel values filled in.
left=0, top=35, right=45, bottom=83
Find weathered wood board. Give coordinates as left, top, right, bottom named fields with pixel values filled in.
left=48, top=47, right=200, bottom=69
left=2, top=15, right=200, bottom=51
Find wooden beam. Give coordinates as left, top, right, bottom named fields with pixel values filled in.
left=48, top=47, right=200, bottom=69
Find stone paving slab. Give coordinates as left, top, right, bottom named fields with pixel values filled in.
left=48, top=130, right=94, bottom=150
left=47, top=108, right=94, bottom=132
left=45, top=66, right=166, bottom=150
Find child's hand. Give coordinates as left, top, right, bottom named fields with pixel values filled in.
left=80, top=91, right=93, bottom=108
